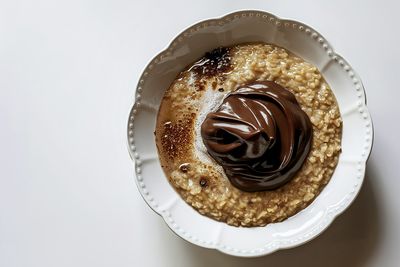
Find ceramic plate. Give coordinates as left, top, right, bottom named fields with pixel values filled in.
left=127, top=10, right=373, bottom=257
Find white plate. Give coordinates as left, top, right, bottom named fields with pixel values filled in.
left=127, top=10, right=373, bottom=257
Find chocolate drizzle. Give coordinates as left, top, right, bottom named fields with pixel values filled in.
left=201, top=81, right=313, bottom=192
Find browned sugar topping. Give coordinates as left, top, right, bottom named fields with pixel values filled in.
left=160, top=117, right=194, bottom=160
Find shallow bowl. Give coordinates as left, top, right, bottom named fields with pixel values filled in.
left=127, top=10, right=373, bottom=257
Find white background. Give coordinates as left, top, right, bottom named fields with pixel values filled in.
left=0, top=0, right=398, bottom=266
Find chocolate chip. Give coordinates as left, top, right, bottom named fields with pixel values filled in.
left=199, top=177, right=208, bottom=187
left=218, top=88, right=224, bottom=92
left=179, top=163, right=190, bottom=173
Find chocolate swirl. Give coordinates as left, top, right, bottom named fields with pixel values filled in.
left=201, top=81, right=313, bottom=192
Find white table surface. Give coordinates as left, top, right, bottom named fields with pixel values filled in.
left=0, top=0, right=398, bottom=266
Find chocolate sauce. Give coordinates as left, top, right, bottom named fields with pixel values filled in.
left=190, top=47, right=232, bottom=78
left=201, top=81, right=313, bottom=192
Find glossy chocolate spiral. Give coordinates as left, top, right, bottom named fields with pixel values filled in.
left=201, top=81, right=313, bottom=192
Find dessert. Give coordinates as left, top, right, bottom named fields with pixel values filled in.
left=155, top=43, right=342, bottom=227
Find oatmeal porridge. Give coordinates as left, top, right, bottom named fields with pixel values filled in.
left=155, top=43, right=342, bottom=227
